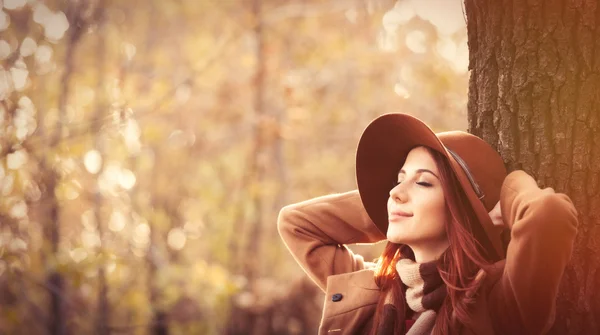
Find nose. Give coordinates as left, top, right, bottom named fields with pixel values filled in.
left=389, top=182, right=408, bottom=203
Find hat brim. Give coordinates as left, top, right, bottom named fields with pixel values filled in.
left=356, top=113, right=503, bottom=260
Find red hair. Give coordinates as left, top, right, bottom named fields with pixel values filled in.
left=370, top=147, right=496, bottom=334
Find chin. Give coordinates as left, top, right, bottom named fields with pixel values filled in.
left=386, top=229, right=406, bottom=244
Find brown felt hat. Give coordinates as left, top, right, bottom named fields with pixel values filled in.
left=356, top=113, right=507, bottom=260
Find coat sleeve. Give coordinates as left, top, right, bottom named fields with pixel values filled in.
left=277, top=190, right=386, bottom=292
left=489, top=170, right=578, bottom=334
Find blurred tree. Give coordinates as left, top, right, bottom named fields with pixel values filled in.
left=0, top=0, right=474, bottom=334
left=465, top=0, right=600, bottom=333
left=89, top=1, right=110, bottom=334
left=42, top=1, right=98, bottom=334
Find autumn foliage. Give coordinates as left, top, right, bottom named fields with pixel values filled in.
left=0, top=0, right=471, bottom=334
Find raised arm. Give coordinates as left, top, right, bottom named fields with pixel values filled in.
left=489, top=170, right=578, bottom=334
left=277, top=190, right=386, bottom=292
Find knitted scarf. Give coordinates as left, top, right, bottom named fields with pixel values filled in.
left=377, top=247, right=447, bottom=335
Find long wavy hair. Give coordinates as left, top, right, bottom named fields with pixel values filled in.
left=369, top=146, right=497, bottom=334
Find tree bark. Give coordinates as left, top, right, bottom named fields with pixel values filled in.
left=465, top=0, right=600, bottom=333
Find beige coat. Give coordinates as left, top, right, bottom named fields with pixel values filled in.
left=277, top=171, right=578, bottom=334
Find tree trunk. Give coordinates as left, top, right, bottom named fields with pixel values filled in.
left=44, top=1, right=88, bottom=333
left=245, top=0, right=267, bottom=283
left=91, top=2, right=110, bottom=334
left=465, top=0, right=600, bottom=333
left=142, top=3, right=170, bottom=334
left=227, top=1, right=268, bottom=334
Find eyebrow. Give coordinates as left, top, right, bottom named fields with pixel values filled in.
left=398, top=169, right=440, bottom=180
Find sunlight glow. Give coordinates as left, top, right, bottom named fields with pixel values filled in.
left=43, top=11, right=69, bottom=41
left=80, top=212, right=101, bottom=251
left=64, top=180, right=81, bottom=200
left=24, top=180, right=41, bottom=202
left=35, top=44, right=53, bottom=64
left=377, top=30, right=398, bottom=52
left=382, top=1, right=414, bottom=33
left=118, top=169, right=136, bottom=190
left=235, top=292, right=256, bottom=309
left=400, top=66, right=414, bottom=83
left=121, top=118, right=141, bottom=154
left=453, top=39, right=469, bottom=74
left=133, top=222, right=150, bottom=248
left=184, top=221, right=203, bottom=239
left=20, top=37, right=37, bottom=57
left=14, top=97, right=37, bottom=141
left=99, top=163, right=120, bottom=195
left=9, top=200, right=27, bottom=219
left=411, top=0, right=465, bottom=36
left=436, top=38, right=456, bottom=61
left=175, top=85, right=191, bottom=104
left=84, top=150, right=102, bottom=174
left=0, top=69, right=11, bottom=100
left=0, top=11, right=9, bottom=31
left=132, top=247, right=146, bottom=258
left=394, top=84, right=410, bottom=99
left=109, top=211, right=127, bottom=232
left=77, top=86, right=95, bottom=107
left=436, top=37, right=469, bottom=73
left=9, top=238, right=27, bottom=252
left=167, top=228, right=186, bottom=251
left=0, top=40, right=10, bottom=59
left=134, top=223, right=150, bottom=239
left=3, top=0, right=27, bottom=10
left=81, top=210, right=97, bottom=231
left=106, top=259, right=116, bottom=273
left=70, top=248, right=88, bottom=263
left=18, top=95, right=33, bottom=109
left=7, top=150, right=27, bottom=170
left=10, top=66, right=28, bottom=91
left=32, top=4, right=69, bottom=41
left=61, top=158, right=77, bottom=174
left=383, top=0, right=466, bottom=47
left=33, top=3, right=52, bottom=24
left=168, top=130, right=186, bottom=147
left=344, top=7, right=357, bottom=24
left=122, top=42, right=136, bottom=61
left=81, top=230, right=101, bottom=249
left=405, top=30, right=426, bottom=54
left=232, top=275, right=248, bottom=290
left=1, top=175, right=13, bottom=196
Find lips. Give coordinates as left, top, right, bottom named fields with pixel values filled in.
left=389, top=210, right=413, bottom=221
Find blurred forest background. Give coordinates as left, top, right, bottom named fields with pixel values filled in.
left=0, top=0, right=471, bottom=334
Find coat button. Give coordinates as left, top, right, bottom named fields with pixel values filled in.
left=332, top=293, right=343, bottom=302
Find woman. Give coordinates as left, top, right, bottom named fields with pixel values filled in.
left=278, top=113, right=578, bottom=334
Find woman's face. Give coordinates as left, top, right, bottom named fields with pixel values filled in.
left=387, top=146, right=449, bottom=252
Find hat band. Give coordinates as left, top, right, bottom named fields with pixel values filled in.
left=446, top=148, right=485, bottom=200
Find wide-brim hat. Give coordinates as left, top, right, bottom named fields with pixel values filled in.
left=356, top=113, right=507, bottom=260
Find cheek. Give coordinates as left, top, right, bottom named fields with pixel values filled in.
left=431, top=197, right=447, bottom=221
left=416, top=193, right=447, bottom=225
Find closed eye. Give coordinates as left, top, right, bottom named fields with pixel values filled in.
left=392, top=181, right=432, bottom=188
